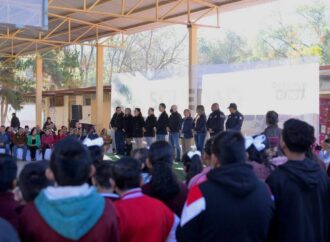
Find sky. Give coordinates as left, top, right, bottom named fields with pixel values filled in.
left=198, top=0, right=329, bottom=41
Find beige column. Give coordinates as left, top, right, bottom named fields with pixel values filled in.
left=44, top=97, right=50, bottom=119
left=35, top=55, right=43, bottom=126
left=188, top=25, right=199, bottom=112
left=96, top=44, right=104, bottom=132
left=63, top=95, right=69, bottom=128
left=102, top=92, right=111, bottom=130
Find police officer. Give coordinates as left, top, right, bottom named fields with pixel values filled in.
left=225, top=103, right=244, bottom=131
left=206, top=103, right=226, bottom=137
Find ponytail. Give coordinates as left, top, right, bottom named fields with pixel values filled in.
left=149, top=141, right=180, bottom=201
left=182, top=153, right=203, bottom=185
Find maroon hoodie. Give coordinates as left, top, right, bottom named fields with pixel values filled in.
left=0, top=192, right=22, bottom=230
left=19, top=199, right=119, bottom=242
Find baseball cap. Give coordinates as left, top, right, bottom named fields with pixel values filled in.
left=227, top=103, right=237, bottom=109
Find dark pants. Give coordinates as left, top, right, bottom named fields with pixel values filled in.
left=125, top=143, right=133, bottom=156
left=169, top=132, right=181, bottom=161
left=115, top=130, right=125, bottom=155
left=194, top=133, right=206, bottom=153
left=42, top=144, right=51, bottom=160
left=29, top=146, right=38, bottom=160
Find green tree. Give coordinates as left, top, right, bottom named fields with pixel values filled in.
left=256, top=0, right=330, bottom=64
left=198, top=31, right=249, bottom=64
left=42, top=47, right=81, bottom=89
left=0, top=58, right=34, bottom=125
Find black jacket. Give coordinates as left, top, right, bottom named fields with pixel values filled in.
left=177, top=163, right=274, bottom=242
left=168, top=112, right=182, bottom=133
left=43, top=121, right=57, bottom=131
left=182, top=117, right=193, bottom=139
left=206, top=110, right=226, bottom=135
left=132, top=116, right=145, bottom=138
left=266, top=159, right=329, bottom=242
left=225, top=111, right=244, bottom=131
left=156, top=111, right=169, bottom=135
left=11, top=116, right=20, bottom=129
left=110, top=112, right=124, bottom=130
left=123, top=114, right=134, bottom=138
left=144, top=115, right=157, bottom=137
left=193, top=114, right=207, bottom=134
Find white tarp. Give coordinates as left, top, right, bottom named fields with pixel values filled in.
left=111, top=71, right=188, bottom=116
left=202, top=62, right=320, bottom=136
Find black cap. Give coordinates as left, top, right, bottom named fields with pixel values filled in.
left=227, top=103, right=237, bottom=109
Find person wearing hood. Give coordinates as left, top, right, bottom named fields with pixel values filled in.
left=176, top=130, right=274, bottom=242
left=266, top=119, right=329, bottom=242
left=19, top=137, right=119, bottom=242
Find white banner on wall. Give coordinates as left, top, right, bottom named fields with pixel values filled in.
left=202, top=62, right=320, bottom=136
left=111, top=70, right=188, bottom=116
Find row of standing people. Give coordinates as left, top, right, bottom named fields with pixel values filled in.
left=110, top=102, right=244, bottom=158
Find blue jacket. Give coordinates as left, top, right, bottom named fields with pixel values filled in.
left=182, top=117, right=193, bottom=139
left=193, top=114, right=207, bottom=134
left=0, top=132, right=9, bottom=145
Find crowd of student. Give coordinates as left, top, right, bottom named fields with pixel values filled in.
left=1, top=104, right=330, bottom=242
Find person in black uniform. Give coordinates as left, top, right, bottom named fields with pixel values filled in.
left=225, top=103, right=244, bottom=131
left=156, top=103, right=169, bottom=141
left=206, top=103, right=226, bottom=137
left=132, top=108, right=145, bottom=149
left=168, top=105, right=182, bottom=162
left=110, top=106, right=125, bottom=155
left=123, top=108, right=134, bottom=156
left=144, top=108, right=157, bottom=147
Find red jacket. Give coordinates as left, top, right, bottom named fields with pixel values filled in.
left=41, top=134, right=55, bottom=148
left=19, top=200, right=119, bottom=242
left=55, top=134, right=67, bottom=143
left=115, top=188, right=177, bottom=242
left=0, top=192, right=22, bottom=230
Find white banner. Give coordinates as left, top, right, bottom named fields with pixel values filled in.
left=202, top=62, right=319, bottom=136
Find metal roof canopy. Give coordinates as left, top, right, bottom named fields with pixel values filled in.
left=0, top=0, right=246, bottom=58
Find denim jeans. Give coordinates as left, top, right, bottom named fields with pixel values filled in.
left=145, top=137, right=155, bottom=148
left=115, top=130, right=125, bottom=155
left=169, top=132, right=181, bottom=161
left=0, top=144, right=10, bottom=155
left=13, top=145, right=28, bottom=160
left=156, top=134, right=167, bottom=141
left=194, top=133, right=206, bottom=153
